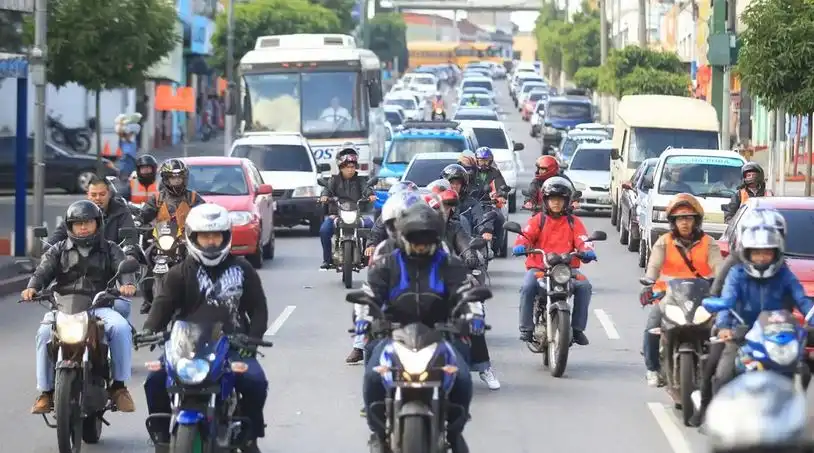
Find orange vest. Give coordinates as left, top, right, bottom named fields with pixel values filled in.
left=155, top=192, right=198, bottom=235
left=129, top=179, right=159, bottom=204
left=654, top=234, right=714, bottom=293
left=739, top=187, right=773, bottom=204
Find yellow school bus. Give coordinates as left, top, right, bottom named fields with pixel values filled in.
left=407, top=42, right=457, bottom=68
left=455, top=42, right=502, bottom=67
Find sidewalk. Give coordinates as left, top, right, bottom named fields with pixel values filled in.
left=143, top=136, right=226, bottom=160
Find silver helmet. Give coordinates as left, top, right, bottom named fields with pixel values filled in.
left=184, top=204, right=233, bottom=267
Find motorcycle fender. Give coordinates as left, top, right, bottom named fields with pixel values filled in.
left=548, top=300, right=571, bottom=314
left=397, top=401, right=433, bottom=419
left=176, top=410, right=206, bottom=425
left=56, top=360, right=82, bottom=369
left=676, top=342, right=698, bottom=355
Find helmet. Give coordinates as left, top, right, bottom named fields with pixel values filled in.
left=64, top=200, right=104, bottom=248
left=734, top=208, right=787, bottom=251
left=184, top=204, right=233, bottom=267
left=741, top=162, right=765, bottom=186
left=706, top=372, right=807, bottom=453
left=441, top=164, right=469, bottom=189
left=440, top=188, right=459, bottom=207
left=395, top=203, right=445, bottom=256
left=534, top=155, right=559, bottom=181
left=457, top=151, right=477, bottom=175
left=474, top=147, right=494, bottom=169
left=426, top=178, right=452, bottom=194
left=336, top=145, right=359, bottom=168
left=423, top=192, right=443, bottom=214
left=159, top=158, right=189, bottom=197
left=387, top=180, right=418, bottom=196
left=381, top=191, right=424, bottom=238
left=738, top=224, right=784, bottom=279
left=541, top=176, right=573, bottom=216
left=665, top=193, right=704, bottom=218
left=135, top=154, right=158, bottom=186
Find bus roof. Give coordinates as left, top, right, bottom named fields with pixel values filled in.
left=240, top=47, right=381, bottom=70
left=254, top=34, right=356, bottom=50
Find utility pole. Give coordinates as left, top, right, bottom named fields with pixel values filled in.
left=600, top=0, right=608, bottom=123
left=638, top=0, right=646, bottom=46
left=721, top=0, right=736, bottom=150
left=223, top=0, right=236, bottom=156
left=560, top=0, right=569, bottom=93
left=31, top=0, right=47, bottom=232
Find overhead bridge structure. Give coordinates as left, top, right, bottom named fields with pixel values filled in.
left=387, top=0, right=542, bottom=11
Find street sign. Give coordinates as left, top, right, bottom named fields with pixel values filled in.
left=0, top=52, right=28, bottom=78
left=0, top=0, right=33, bottom=12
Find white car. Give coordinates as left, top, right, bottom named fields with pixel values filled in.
left=565, top=141, right=613, bottom=211
left=407, top=73, right=438, bottom=97
left=458, top=76, right=494, bottom=99
left=457, top=119, right=525, bottom=213
left=384, top=94, right=421, bottom=121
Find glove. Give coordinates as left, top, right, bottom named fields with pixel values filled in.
left=354, top=319, right=371, bottom=335
left=581, top=250, right=597, bottom=263
left=462, top=250, right=480, bottom=269
left=468, top=316, right=486, bottom=336
left=512, top=245, right=526, bottom=256
left=639, top=287, right=653, bottom=307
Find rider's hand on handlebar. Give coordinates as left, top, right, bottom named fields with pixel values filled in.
left=639, top=287, right=653, bottom=306
left=368, top=195, right=376, bottom=202
left=580, top=250, right=597, bottom=263
left=717, top=329, right=733, bottom=341
left=523, top=201, right=533, bottom=210
left=20, top=288, right=37, bottom=301
left=482, top=232, right=493, bottom=241
left=120, top=284, right=137, bottom=297
left=364, top=246, right=375, bottom=257
left=512, top=245, right=526, bottom=256
left=319, top=196, right=328, bottom=204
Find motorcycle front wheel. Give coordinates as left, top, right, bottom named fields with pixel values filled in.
left=679, top=351, right=696, bottom=426
left=342, top=241, right=354, bottom=289
left=548, top=311, right=571, bottom=377
left=170, top=424, right=204, bottom=453
left=54, top=368, right=83, bottom=453
left=400, top=415, right=431, bottom=453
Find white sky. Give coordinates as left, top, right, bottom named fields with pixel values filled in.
left=409, top=0, right=586, bottom=32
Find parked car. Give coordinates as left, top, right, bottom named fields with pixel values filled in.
left=182, top=156, right=275, bottom=268
left=617, top=158, right=659, bottom=259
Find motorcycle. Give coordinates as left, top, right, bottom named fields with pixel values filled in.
left=140, top=220, right=185, bottom=314
left=504, top=221, right=607, bottom=377
left=20, top=257, right=140, bottom=453
left=134, top=323, right=274, bottom=453
left=640, top=277, right=714, bottom=426
left=346, top=284, right=493, bottom=453
left=459, top=237, right=489, bottom=286
left=431, top=107, right=446, bottom=121
left=47, top=114, right=94, bottom=153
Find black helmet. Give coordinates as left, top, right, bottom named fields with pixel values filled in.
left=541, top=176, right=573, bottom=216
left=65, top=200, right=104, bottom=248
left=395, top=203, right=444, bottom=256
left=135, top=154, right=158, bottom=186
left=159, top=158, right=189, bottom=196
left=441, top=164, right=469, bottom=191
left=741, top=162, right=765, bottom=187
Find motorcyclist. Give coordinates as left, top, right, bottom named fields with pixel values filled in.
left=523, top=155, right=574, bottom=211
left=359, top=202, right=483, bottom=453
left=365, top=181, right=418, bottom=257
left=119, top=154, right=159, bottom=204
left=470, top=147, right=509, bottom=256
left=441, top=163, right=484, bottom=239
left=640, top=193, right=723, bottom=387
left=513, top=177, right=597, bottom=345
left=464, top=93, right=479, bottom=107
left=21, top=200, right=138, bottom=414
left=457, top=151, right=477, bottom=182
left=724, top=162, right=773, bottom=222
left=318, top=148, right=377, bottom=270
left=139, top=204, right=269, bottom=452
left=432, top=92, right=445, bottom=110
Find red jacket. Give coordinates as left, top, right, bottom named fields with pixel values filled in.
left=514, top=213, right=593, bottom=270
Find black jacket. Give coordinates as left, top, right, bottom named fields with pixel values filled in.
left=724, top=185, right=768, bottom=222
left=27, top=237, right=135, bottom=297
left=368, top=215, right=388, bottom=247
left=321, top=173, right=372, bottom=216
left=48, top=197, right=137, bottom=247
left=144, top=255, right=269, bottom=339
left=367, top=247, right=469, bottom=327
left=469, top=167, right=508, bottom=202
left=139, top=189, right=206, bottom=225
left=523, top=171, right=574, bottom=209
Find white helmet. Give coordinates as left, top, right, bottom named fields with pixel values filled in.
left=184, top=204, right=233, bottom=267
left=738, top=208, right=787, bottom=237
left=738, top=224, right=784, bottom=279
left=381, top=191, right=425, bottom=238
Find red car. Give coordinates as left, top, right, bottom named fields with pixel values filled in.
left=182, top=156, right=276, bottom=268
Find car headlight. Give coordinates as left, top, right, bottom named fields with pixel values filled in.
left=550, top=264, right=571, bottom=284
left=376, top=177, right=400, bottom=190
left=292, top=185, right=319, bottom=198
left=55, top=311, right=89, bottom=344
left=393, top=342, right=438, bottom=374
left=157, top=235, right=176, bottom=251
left=339, top=209, right=359, bottom=224
left=571, top=181, right=587, bottom=192
left=496, top=160, right=515, bottom=173
left=174, top=357, right=211, bottom=384
left=765, top=341, right=799, bottom=366
left=664, top=304, right=687, bottom=325
left=229, top=211, right=254, bottom=226
left=652, top=208, right=668, bottom=222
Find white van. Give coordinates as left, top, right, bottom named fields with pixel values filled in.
left=638, top=148, right=746, bottom=256
left=609, top=95, right=720, bottom=229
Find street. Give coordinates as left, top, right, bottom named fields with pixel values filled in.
left=0, top=85, right=769, bottom=453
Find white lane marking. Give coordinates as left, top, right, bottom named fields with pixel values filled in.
left=593, top=308, right=620, bottom=340
left=265, top=305, right=296, bottom=336
left=646, top=402, right=693, bottom=453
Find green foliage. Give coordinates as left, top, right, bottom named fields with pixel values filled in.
left=535, top=1, right=602, bottom=78
left=210, top=0, right=342, bottom=75
left=309, top=0, right=357, bottom=33
left=573, top=66, right=600, bottom=91
left=598, top=46, right=688, bottom=97
left=364, top=13, right=407, bottom=71
left=0, top=11, right=25, bottom=54
left=534, top=2, right=565, bottom=73
left=737, top=0, right=814, bottom=114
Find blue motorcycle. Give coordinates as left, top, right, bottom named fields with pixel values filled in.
left=134, top=321, right=273, bottom=453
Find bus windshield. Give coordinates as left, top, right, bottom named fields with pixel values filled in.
left=241, top=71, right=368, bottom=139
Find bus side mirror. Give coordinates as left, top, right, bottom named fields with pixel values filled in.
left=369, top=82, right=383, bottom=108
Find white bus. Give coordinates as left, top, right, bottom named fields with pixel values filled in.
left=237, top=33, right=385, bottom=175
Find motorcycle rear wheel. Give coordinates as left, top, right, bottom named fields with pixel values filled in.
left=342, top=242, right=354, bottom=289
left=679, top=351, right=696, bottom=426
left=54, top=368, right=83, bottom=453
left=548, top=312, right=571, bottom=377
left=400, top=415, right=431, bottom=453
left=171, top=424, right=204, bottom=453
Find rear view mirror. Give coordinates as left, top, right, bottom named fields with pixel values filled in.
left=317, top=178, right=328, bottom=188
left=117, top=257, right=140, bottom=275
left=720, top=204, right=729, bottom=212
left=33, top=226, right=48, bottom=238
left=317, top=163, right=331, bottom=173
left=702, top=297, right=729, bottom=313
left=639, top=277, right=655, bottom=286
left=610, top=148, right=620, bottom=160
left=460, top=285, right=492, bottom=303
left=257, top=184, right=273, bottom=195
left=588, top=231, right=607, bottom=241
left=367, top=177, right=380, bottom=187
left=469, top=237, right=487, bottom=250
left=520, top=189, right=531, bottom=197
left=373, top=157, right=383, bottom=166
left=513, top=142, right=524, bottom=151
left=503, top=221, right=523, bottom=234
left=621, top=181, right=632, bottom=190
left=573, top=190, right=583, bottom=199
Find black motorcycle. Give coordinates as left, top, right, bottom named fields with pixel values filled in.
left=346, top=284, right=492, bottom=453
left=133, top=220, right=185, bottom=314
left=505, top=221, right=607, bottom=377
left=48, top=114, right=94, bottom=153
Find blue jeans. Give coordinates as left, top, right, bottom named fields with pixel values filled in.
left=319, top=215, right=374, bottom=263
left=36, top=306, right=133, bottom=391
left=643, top=306, right=662, bottom=371
left=459, top=203, right=484, bottom=236
left=518, top=269, right=592, bottom=333
left=117, top=154, right=137, bottom=181
left=144, top=352, right=268, bottom=439
left=363, top=339, right=473, bottom=437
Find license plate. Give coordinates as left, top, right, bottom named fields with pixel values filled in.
left=596, top=199, right=611, bottom=205
left=153, top=263, right=169, bottom=274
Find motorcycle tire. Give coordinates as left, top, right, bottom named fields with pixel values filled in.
left=548, top=311, right=571, bottom=377
left=400, top=415, right=431, bottom=453
left=679, top=351, right=696, bottom=426
left=50, top=129, right=66, bottom=145
left=82, top=412, right=103, bottom=444
left=342, top=242, right=354, bottom=289
left=74, top=133, right=91, bottom=153
left=54, top=368, right=83, bottom=453
left=170, top=424, right=204, bottom=453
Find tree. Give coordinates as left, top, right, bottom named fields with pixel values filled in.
left=27, top=0, right=177, bottom=171
left=210, top=0, right=342, bottom=76
left=364, top=13, right=407, bottom=72
left=737, top=0, right=814, bottom=114
left=573, top=66, right=600, bottom=91
left=309, top=0, right=357, bottom=33
left=559, top=10, right=601, bottom=78
left=598, top=46, right=689, bottom=98
left=534, top=2, right=565, bottom=77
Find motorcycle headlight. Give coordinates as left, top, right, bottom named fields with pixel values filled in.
left=229, top=211, right=254, bottom=226
left=550, top=264, right=571, bottom=284
left=765, top=341, right=799, bottom=366
left=174, top=357, right=210, bottom=384
left=292, top=185, right=319, bottom=198
left=55, top=311, right=89, bottom=344
left=339, top=210, right=359, bottom=224
left=496, top=160, right=515, bottom=173
left=693, top=306, right=712, bottom=324
left=375, top=177, right=400, bottom=190
left=157, top=235, right=175, bottom=251
left=663, top=304, right=687, bottom=325
left=393, top=342, right=438, bottom=375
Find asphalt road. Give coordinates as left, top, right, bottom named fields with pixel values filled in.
left=0, top=84, right=738, bottom=453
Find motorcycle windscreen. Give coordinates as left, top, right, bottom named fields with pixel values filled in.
left=757, top=310, right=798, bottom=334
left=166, top=320, right=225, bottom=365
left=55, top=293, right=93, bottom=315
left=153, top=220, right=179, bottom=238
left=664, top=278, right=711, bottom=307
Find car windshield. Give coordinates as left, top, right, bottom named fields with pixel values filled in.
left=472, top=128, right=508, bottom=149
left=569, top=148, right=611, bottom=171
left=776, top=209, right=814, bottom=257
left=528, top=92, right=547, bottom=103
left=462, top=80, right=492, bottom=91
left=387, top=138, right=465, bottom=164
left=467, top=97, right=493, bottom=107
left=454, top=111, right=498, bottom=121
left=547, top=102, right=591, bottom=119
left=385, top=111, right=403, bottom=125
left=560, top=134, right=607, bottom=157
left=187, top=165, right=248, bottom=195
left=522, top=83, right=545, bottom=93
left=231, top=144, right=312, bottom=172
left=414, top=76, right=435, bottom=85
left=658, top=155, right=743, bottom=197
left=629, top=127, right=720, bottom=166
left=463, top=88, right=488, bottom=95
left=404, top=159, right=460, bottom=186
left=386, top=98, right=417, bottom=110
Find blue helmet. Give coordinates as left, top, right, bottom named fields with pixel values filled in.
left=474, top=147, right=493, bottom=169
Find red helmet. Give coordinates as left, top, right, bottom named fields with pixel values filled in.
left=423, top=193, right=443, bottom=212
left=535, top=155, right=559, bottom=181
left=440, top=188, right=459, bottom=207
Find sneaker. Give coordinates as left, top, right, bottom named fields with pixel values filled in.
left=110, top=387, right=136, bottom=412
left=319, top=261, right=332, bottom=270
left=345, top=348, right=364, bottom=364
left=31, top=392, right=53, bottom=414
left=572, top=329, right=589, bottom=346
left=646, top=370, right=662, bottom=387
left=479, top=368, right=501, bottom=390
left=519, top=331, right=533, bottom=342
